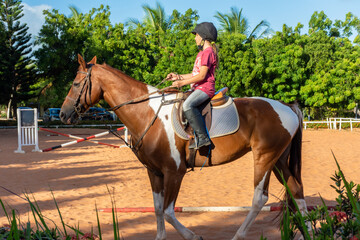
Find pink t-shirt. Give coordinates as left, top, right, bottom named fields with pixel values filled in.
left=191, top=47, right=217, bottom=98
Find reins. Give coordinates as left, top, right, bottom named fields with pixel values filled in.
left=74, top=65, right=182, bottom=153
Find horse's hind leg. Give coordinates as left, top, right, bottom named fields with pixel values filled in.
left=232, top=152, right=276, bottom=240
left=273, top=145, right=307, bottom=214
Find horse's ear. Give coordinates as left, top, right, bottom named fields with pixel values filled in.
left=78, top=54, right=86, bottom=69
left=89, top=56, right=97, bottom=65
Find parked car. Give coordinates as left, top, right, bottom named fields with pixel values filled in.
left=80, top=107, right=113, bottom=121
left=43, top=108, right=61, bottom=122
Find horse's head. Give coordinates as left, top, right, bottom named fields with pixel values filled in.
left=60, top=54, right=103, bottom=124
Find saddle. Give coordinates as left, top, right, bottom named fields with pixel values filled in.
left=176, top=87, right=230, bottom=136
left=172, top=87, right=239, bottom=139
left=171, top=87, right=240, bottom=169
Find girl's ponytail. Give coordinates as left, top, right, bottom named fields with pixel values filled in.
left=211, top=42, right=219, bottom=68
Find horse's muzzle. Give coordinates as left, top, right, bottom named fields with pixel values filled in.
left=60, top=109, right=79, bottom=125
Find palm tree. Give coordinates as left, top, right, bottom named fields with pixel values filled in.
left=126, top=1, right=171, bottom=32
left=214, top=7, right=272, bottom=42
left=69, top=5, right=82, bottom=25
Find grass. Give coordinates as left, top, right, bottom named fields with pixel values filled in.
left=0, top=187, right=123, bottom=240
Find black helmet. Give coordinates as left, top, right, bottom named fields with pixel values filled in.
left=192, top=22, right=217, bottom=42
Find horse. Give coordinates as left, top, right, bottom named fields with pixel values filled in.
left=60, top=54, right=307, bottom=240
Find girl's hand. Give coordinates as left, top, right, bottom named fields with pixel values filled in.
left=171, top=80, right=183, bottom=88
left=166, top=72, right=179, bottom=81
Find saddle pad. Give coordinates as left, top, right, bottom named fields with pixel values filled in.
left=171, top=97, right=240, bottom=140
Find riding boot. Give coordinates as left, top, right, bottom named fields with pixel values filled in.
left=184, top=109, right=211, bottom=149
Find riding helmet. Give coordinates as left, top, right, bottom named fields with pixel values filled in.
left=192, top=22, right=217, bottom=42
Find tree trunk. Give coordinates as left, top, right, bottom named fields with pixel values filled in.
left=7, top=98, right=12, bottom=119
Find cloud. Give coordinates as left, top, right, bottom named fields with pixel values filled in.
left=21, top=3, right=51, bottom=37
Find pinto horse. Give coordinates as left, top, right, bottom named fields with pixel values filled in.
left=60, top=55, right=307, bottom=240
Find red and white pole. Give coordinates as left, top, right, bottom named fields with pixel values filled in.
left=41, top=127, right=125, bottom=152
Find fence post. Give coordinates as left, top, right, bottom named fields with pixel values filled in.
left=339, top=118, right=342, bottom=130
left=124, top=127, right=128, bottom=143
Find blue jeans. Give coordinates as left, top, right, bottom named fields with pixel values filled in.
left=183, top=89, right=209, bottom=112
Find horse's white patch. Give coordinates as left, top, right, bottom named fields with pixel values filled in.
left=236, top=173, right=269, bottom=238
left=147, top=85, right=181, bottom=169
left=252, top=97, right=299, bottom=137
left=295, top=199, right=308, bottom=214
left=153, top=192, right=164, bottom=210
left=253, top=174, right=269, bottom=207
left=164, top=201, right=175, bottom=218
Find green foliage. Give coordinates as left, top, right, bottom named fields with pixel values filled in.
left=279, top=154, right=360, bottom=240
left=0, top=0, right=38, bottom=117
left=8, top=2, right=358, bottom=118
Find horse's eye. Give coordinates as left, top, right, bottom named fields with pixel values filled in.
left=73, top=82, right=80, bottom=87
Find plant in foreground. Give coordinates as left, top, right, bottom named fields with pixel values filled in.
left=278, top=152, right=360, bottom=240
left=0, top=188, right=124, bottom=240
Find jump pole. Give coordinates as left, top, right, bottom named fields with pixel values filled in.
left=98, top=205, right=336, bottom=213
left=39, top=127, right=120, bottom=148
left=41, top=127, right=125, bottom=152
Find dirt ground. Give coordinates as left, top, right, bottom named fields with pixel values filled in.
left=0, top=128, right=359, bottom=239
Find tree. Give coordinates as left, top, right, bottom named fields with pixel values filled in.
left=33, top=5, right=115, bottom=108
left=300, top=32, right=360, bottom=116
left=0, top=15, right=6, bottom=104
left=145, top=8, right=199, bottom=86
left=0, top=0, right=37, bottom=118
left=214, top=7, right=272, bottom=42
left=126, top=1, right=171, bottom=32
left=125, top=1, right=172, bottom=46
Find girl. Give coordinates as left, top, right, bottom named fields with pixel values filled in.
left=167, top=22, right=218, bottom=149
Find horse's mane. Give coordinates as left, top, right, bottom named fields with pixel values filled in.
left=98, top=63, right=181, bottom=94
left=98, top=63, right=143, bottom=85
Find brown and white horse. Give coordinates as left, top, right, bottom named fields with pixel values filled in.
left=60, top=55, right=307, bottom=240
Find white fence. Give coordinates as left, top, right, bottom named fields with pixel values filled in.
left=303, top=118, right=360, bottom=131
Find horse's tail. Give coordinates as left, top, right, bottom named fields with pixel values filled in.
left=289, top=103, right=303, bottom=186
left=279, top=103, right=303, bottom=216
left=274, top=103, right=304, bottom=224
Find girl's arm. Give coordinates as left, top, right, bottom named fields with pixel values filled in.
left=166, top=72, right=192, bottom=81
left=172, top=66, right=209, bottom=88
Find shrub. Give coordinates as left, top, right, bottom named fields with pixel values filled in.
left=278, top=153, right=360, bottom=240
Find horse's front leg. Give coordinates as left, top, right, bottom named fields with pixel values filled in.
left=162, top=171, right=203, bottom=240
left=147, top=169, right=166, bottom=240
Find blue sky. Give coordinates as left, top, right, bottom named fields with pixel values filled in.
left=22, top=0, right=360, bottom=38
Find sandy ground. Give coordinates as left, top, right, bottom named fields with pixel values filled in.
left=0, top=127, right=359, bottom=239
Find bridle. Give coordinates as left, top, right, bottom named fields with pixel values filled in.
left=72, top=65, right=94, bottom=117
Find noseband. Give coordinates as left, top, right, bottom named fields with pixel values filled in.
left=73, top=65, right=93, bottom=116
